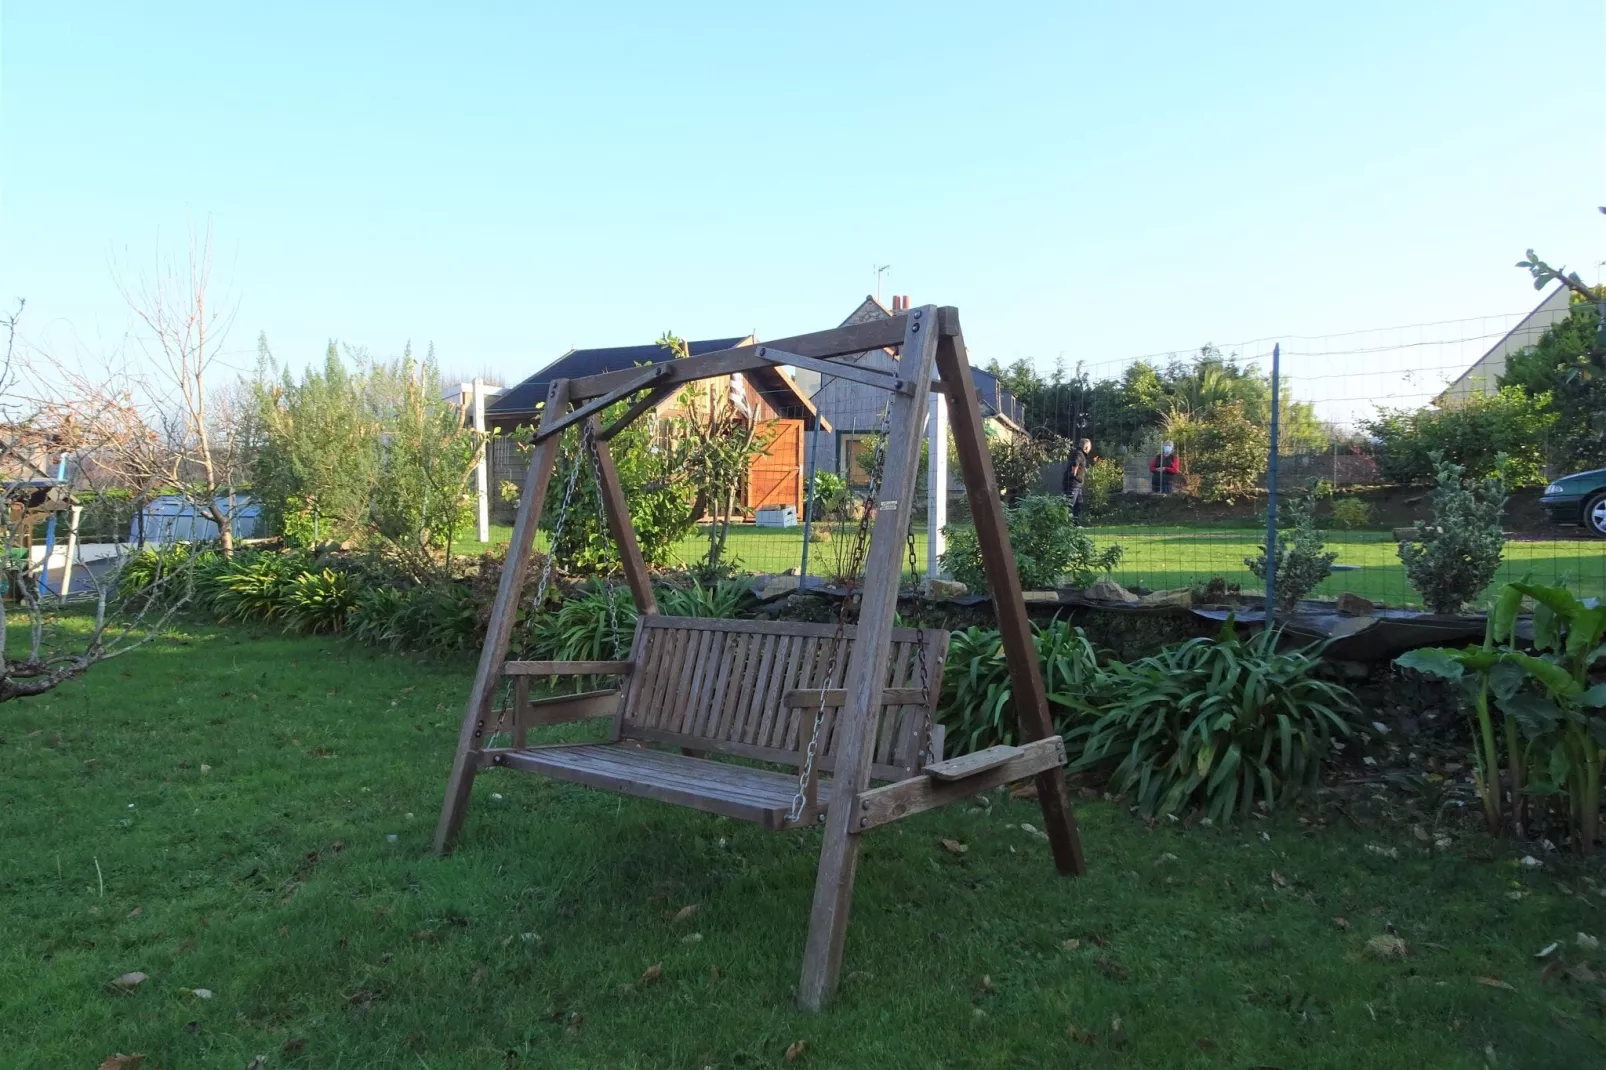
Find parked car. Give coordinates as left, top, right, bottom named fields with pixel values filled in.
left=1541, top=468, right=1606, bottom=538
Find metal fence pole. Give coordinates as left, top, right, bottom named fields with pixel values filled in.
left=798, top=420, right=821, bottom=588
left=1264, top=342, right=1281, bottom=627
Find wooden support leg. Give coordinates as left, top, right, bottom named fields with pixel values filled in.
left=935, top=309, right=1086, bottom=876
left=434, top=380, right=573, bottom=855
left=798, top=305, right=940, bottom=1011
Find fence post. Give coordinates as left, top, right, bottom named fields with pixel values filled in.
left=926, top=390, right=947, bottom=582
left=1264, top=343, right=1281, bottom=626
left=798, top=420, right=822, bottom=587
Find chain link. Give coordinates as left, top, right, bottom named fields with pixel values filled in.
left=581, top=423, right=625, bottom=658
left=787, top=397, right=895, bottom=823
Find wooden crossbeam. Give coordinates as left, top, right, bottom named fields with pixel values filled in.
left=531, top=365, right=669, bottom=443
left=854, top=737, right=1066, bottom=831
left=599, top=384, right=677, bottom=441
left=756, top=346, right=913, bottom=396
left=564, top=315, right=913, bottom=401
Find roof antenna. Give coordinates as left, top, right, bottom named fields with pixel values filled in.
left=874, top=264, right=891, bottom=303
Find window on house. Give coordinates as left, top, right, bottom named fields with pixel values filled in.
left=839, top=433, right=882, bottom=488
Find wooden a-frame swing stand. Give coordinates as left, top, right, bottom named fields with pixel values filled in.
left=434, top=306, right=1087, bottom=1010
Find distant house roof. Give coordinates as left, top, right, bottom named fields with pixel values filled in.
left=970, top=366, right=1026, bottom=429
left=1439, top=284, right=1574, bottom=404
left=489, top=337, right=750, bottom=419
left=487, top=336, right=828, bottom=431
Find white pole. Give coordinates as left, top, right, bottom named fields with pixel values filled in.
left=926, top=391, right=947, bottom=580
left=473, top=378, right=490, bottom=543
left=60, top=505, right=82, bottom=600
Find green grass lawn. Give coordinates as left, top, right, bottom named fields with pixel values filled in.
left=456, top=523, right=1605, bottom=608
left=5, top=620, right=1605, bottom=1067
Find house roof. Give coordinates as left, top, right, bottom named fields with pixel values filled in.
left=1438, top=284, right=1574, bottom=403
left=488, top=336, right=829, bottom=432
left=489, top=337, right=750, bottom=419
left=823, top=295, right=1026, bottom=430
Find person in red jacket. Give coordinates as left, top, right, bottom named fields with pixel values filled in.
left=1150, top=441, right=1178, bottom=494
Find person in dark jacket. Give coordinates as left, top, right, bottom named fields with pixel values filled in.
left=1063, top=438, right=1092, bottom=520
left=1150, top=441, right=1178, bottom=494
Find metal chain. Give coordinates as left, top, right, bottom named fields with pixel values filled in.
left=533, top=425, right=587, bottom=613
left=788, top=398, right=895, bottom=823
left=581, top=423, right=625, bottom=658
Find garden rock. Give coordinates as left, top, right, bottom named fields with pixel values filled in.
left=752, top=574, right=799, bottom=601
left=924, top=578, right=967, bottom=600
left=1336, top=592, right=1375, bottom=616
left=1085, top=578, right=1137, bottom=603
left=1136, top=587, right=1192, bottom=608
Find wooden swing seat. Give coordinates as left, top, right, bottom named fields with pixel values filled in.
left=481, top=615, right=1065, bottom=829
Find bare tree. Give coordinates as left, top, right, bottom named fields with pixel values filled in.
left=1, top=301, right=195, bottom=704
left=117, top=223, right=249, bottom=554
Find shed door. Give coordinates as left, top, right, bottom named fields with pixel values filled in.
left=746, top=419, right=803, bottom=511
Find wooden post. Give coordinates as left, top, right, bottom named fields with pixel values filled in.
left=588, top=416, right=658, bottom=617
left=797, top=305, right=939, bottom=1011
left=434, top=379, right=573, bottom=855
left=935, top=308, right=1086, bottom=877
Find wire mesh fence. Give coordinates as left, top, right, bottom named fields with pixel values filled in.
left=480, top=296, right=1603, bottom=608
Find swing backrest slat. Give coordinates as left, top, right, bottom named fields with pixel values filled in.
left=616, top=616, right=948, bottom=782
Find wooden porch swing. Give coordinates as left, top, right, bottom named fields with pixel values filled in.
left=434, top=306, right=1087, bottom=1010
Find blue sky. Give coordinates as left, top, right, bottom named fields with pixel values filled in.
left=2, top=2, right=1602, bottom=400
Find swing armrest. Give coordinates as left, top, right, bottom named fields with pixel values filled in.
left=504, top=660, right=634, bottom=676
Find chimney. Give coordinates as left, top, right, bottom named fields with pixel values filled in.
left=903, top=294, right=911, bottom=310
left=890, top=295, right=902, bottom=312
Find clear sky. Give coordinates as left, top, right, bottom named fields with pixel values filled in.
left=2, top=2, right=1602, bottom=400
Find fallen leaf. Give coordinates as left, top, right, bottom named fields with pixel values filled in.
left=783, top=1040, right=807, bottom=1064
left=1576, top=932, right=1599, bottom=951
left=127, top=906, right=142, bottom=918
left=1010, top=783, right=1038, bottom=800
left=1195, top=1037, right=1217, bottom=1050
left=1365, top=935, right=1407, bottom=958
left=191, top=988, right=213, bottom=1000
left=1519, top=855, right=1542, bottom=869
left=1536, top=942, right=1559, bottom=959
left=1365, top=844, right=1399, bottom=859
left=413, top=930, right=438, bottom=942
left=277, top=924, right=289, bottom=937
left=1412, top=825, right=1430, bottom=843
left=1333, top=916, right=1350, bottom=930
left=246, top=1057, right=268, bottom=1070
left=282, top=1037, right=307, bottom=1058
left=681, top=932, right=703, bottom=944
left=112, top=971, right=148, bottom=991
left=639, top=962, right=663, bottom=985
left=565, top=1012, right=584, bottom=1036
left=1061, top=938, right=1081, bottom=952
left=977, top=974, right=993, bottom=993
left=672, top=904, right=699, bottom=924
left=1474, top=976, right=1515, bottom=991
left=1270, top=870, right=1290, bottom=890
left=99, top=1056, right=145, bottom=1070
left=1019, top=822, right=1047, bottom=840
left=708, top=965, right=720, bottom=982
left=939, top=838, right=968, bottom=856
left=199, top=764, right=211, bottom=773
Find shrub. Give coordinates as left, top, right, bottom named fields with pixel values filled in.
left=1188, top=401, right=1268, bottom=503
left=1363, top=386, right=1555, bottom=488
left=1327, top=497, right=1372, bottom=530
left=349, top=586, right=416, bottom=649
left=1398, top=453, right=1507, bottom=613
left=656, top=577, right=748, bottom=619
left=1245, top=485, right=1337, bottom=611
left=941, top=495, right=1122, bottom=591
left=283, top=568, right=357, bottom=634
left=1082, top=451, right=1125, bottom=519
left=1068, top=624, right=1359, bottom=823
left=938, top=619, right=1109, bottom=753
left=988, top=433, right=1069, bottom=502
left=1397, top=581, right=1606, bottom=852
left=211, top=553, right=307, bottom=623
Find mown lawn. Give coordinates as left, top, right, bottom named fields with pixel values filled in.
left=456, top=523, right=1605, bottom=608
left=3, top=621, right=1605, bottom=1068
